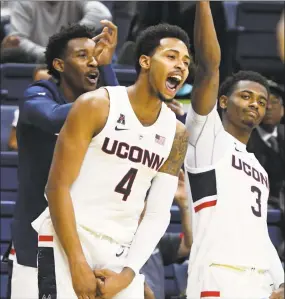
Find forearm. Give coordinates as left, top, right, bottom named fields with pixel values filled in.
left=126, top=210, right=171, bottom=274
left=98, top=65, right=119, bottom=86
left=191, top=2, right=220, bottom=116
left=46, top=187, right=86, bottom=264
left=22, top=99, right=72, bottom=134
left=179, top=206, right=192, bottom=248
left=194, top=2, right=220, bottom=70
left=125, top=173, right=178, bottom=274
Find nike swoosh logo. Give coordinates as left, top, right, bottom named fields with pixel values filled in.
left=235, top=147, right=241, bottom=152
left=116, top=248, right=125, bottom=257
left=115, top=126, right=128, bottom=131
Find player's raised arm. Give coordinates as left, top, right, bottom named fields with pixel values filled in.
left=190, top=1, right=221, bottom=116
left=45, top=88, right=109, bottom=298
left=123, top=121, right=188, bottom=275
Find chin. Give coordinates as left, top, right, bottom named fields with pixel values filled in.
left=241, top=119, right=257, bottom=129
left=158, top=92, right=174, bottom=103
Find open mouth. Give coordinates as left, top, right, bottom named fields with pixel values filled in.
left=165, top=75, right=182, bottom=93
left=86, top=71, right=99, bottom=84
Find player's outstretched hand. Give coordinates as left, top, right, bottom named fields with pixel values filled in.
left=270, top=284, right=284, bottom=299
left=174, top=169, right=188, bottom=208
left=69, top=260, right=97, bottom=299
left=94, top=267, right=134, bottom=298
left=93, top=20, right=118, bottom=66
left=166, top=99, right=184, bottom=116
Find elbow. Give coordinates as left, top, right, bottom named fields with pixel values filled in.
left=45, top=182, right=60, bottom=202
left=184, top=240, right=193, bottom=252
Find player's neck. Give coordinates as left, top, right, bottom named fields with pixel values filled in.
left=59, top=80, right=81, bottom=103
left=127, top=78, right=163, bottom=126
left=223, top=118, right=251, bottom=145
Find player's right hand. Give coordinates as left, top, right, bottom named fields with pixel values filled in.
left=92, top=20, right=118, bottom=66
left=69, top=260, right=97, bottom=299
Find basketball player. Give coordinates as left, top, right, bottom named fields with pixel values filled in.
left=4, top=21, right=118, bottom=299
left=185, top=2, right=284, bottom=299
left=32, top=24, right=191, bottom=298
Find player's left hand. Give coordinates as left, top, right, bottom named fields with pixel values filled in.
left=94, top=267, right=134, bottom=298
left=93, top=20, right=117, bottom=66
left=166, top=99, right=184, bottom=116
left=270, top=285, right=284, bottom=299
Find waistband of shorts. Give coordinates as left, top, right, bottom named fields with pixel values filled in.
left=210, top=263, right=268, bottom=274
left=79, top=225, right=119, bottom=245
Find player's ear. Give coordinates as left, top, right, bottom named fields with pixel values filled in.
left=219, top=95, right=228, bottom=110
left=53, top=58, right=64, bottom=74
left=139, top=55, right=151, bottom=71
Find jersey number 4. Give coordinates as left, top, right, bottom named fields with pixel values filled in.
left=251, top=185, right=262, bottom=217
left=115, top=168, right=138, bottom=201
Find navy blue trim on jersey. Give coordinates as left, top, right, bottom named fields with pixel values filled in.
left=187, top=169, right=217, bottom=203
left=38, top=247, right=57, bottom=299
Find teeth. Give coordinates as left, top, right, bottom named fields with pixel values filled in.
left=170, top=75, right=182, bottom=82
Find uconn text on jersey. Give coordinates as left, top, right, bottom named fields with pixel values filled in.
left=102, top=137, right=165, bottom=171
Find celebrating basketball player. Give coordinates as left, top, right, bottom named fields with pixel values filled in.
left=32, top=24, right=191, bottom=298
left=185, top=2, right=284, bottom=299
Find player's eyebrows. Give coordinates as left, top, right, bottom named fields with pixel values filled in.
left=74, top=48, right=88, bottom=53
left=165, top=49, right=191, bottom=61
left=240, top=89, right=268, bottom=101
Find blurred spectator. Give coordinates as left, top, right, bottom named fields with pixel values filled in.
left=141, top=170, right=192, bottom=299
left=2, top=1, right=112, bottom=63
left=7, top=65, right=51, bottom=151
left=247, top=80, right=285, bottom=207
left=102, top=1, right=136, bottom=57
left=277, top=11, right=284, bottom=63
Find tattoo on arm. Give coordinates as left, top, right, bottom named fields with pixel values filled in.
left=160, top=126, right=189, bottom=176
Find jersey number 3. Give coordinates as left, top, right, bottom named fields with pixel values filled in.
left=115, top=168, right=138, bottom=201
left=251, top=185, right=262, bottom=217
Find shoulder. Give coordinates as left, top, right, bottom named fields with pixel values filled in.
left=71, top=88, right=110, bottom=123
left=82, top=1, right=112, bottom=16
left=74, top=88, right=110, bottom=110
left=24, top=82, right=53, bottom=99
left=13, top=1, right=33, bottom=14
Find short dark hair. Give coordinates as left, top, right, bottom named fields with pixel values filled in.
left=218, top=70, right=270, bottom=99
left=45, top=24, right=96, bottom=80
left=267, top=80, right=284, bottom=102
left=134, top=23, right=191, bottom=74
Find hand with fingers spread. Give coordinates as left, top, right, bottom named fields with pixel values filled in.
left=69, top=259, right=97, bottom=299
left=166, top=99, right=184, bottom=116
left=94, top=267, right=135, bottom=298
left=93, top=20, right=118, bottom=66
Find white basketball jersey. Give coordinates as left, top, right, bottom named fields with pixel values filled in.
left=185, top=105, right=272, bottom=270
left=68, top=86, right=176, bottom=245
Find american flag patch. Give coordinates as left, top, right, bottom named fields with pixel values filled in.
left=155, top=134, right=165, bottom=145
